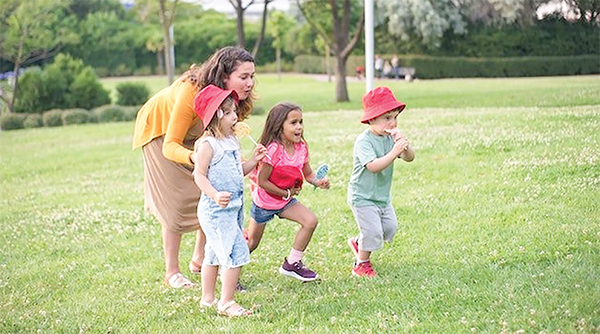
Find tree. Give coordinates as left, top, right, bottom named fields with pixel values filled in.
left=269, top=11, right=295, bottom=80
left=296, top=0, right=364, bottom=102
left=225, top=0, right=274, bottom=57
left=0, top=0, right=76, bottom=113
left=374, top=0, right=467, bottom=49
left=157, top=0, right=179, bottom=84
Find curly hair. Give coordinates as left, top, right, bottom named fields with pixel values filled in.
left=182, top=46, right=256, bottom=121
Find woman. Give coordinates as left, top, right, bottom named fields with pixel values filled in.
left=132, top=46, right=256, bottom=288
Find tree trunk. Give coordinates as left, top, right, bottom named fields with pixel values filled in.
left=164, top=24, right=175, bottom=84
left=334, top=55, right=349, bottom=102
left=276, top=47, right=281, bottom=81
left=235, top=5, right=246, bottom=47
left=252, top=0, right=270, bottom=57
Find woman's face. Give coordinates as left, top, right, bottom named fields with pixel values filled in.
left=224, top=61, right=255, bottom=101
left=281, top=109, right=304, bottom=144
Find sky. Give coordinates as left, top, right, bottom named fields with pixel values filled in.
left=199, top=0, right=290, bottom=12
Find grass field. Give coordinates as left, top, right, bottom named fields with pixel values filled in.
left=1, top=75, right=599, bottom=333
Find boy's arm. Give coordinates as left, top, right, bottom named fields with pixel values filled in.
left=399, top=145, right=415, bottom=162
left=365, top=139, right=407, bottom=173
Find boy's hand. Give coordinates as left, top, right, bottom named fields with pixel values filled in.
left=392, top=136, right=410, bottom=156
left=385, top=128, right=403, bottom=142
left=213, top=191, right=232, bottom=208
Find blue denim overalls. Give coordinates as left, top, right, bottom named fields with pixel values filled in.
left=197, top=136, right=250, bottom=268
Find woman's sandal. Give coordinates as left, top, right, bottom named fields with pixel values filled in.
left=189, top=260, right=202, bottom=275
left=216, top=300, right=252, bottom=317
left=200, top=299, right=218, bottom=308
left=165, top=272, right=197, bottom=289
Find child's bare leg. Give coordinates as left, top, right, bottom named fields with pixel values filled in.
left=358, top=249, right=371, bottom=262
left=220, top=267, right=242, bottom=306
left=280, top=203, right=318, bottom=251
left=191, top=229, right=206, bottom=266
left=246, top=218, right=266, bottom=253
left=201, top=264, right=218, bottom=304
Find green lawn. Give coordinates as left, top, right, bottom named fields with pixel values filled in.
left=1, top=75, right=599, bottom=333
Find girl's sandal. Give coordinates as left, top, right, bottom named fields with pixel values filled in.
left=165, top=272, right=197, bottom=289
left=189, top=260, right=202, bottom=275
left=200, top=299, right=218, bottom=308
left=216, top=300, right=252, bottom=317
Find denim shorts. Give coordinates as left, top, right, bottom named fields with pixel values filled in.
left=250, top=198, right=298, bottom=224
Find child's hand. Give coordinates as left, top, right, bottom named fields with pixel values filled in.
left=314, top=178, right=330, bottom=189
left=252, top=144, right=268, bottom=162
left=392, top=136, right=410, bottom=156
left=213, top=191, right=232, bottom=208
left=289, top=186, right=302, bottom=197
left=385, top=128, right=403, bottom=142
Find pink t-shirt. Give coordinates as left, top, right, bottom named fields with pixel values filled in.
left=251, top=141, right=309, bottom=210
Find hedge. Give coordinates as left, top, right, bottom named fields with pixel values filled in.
left=0, top=113, right=27, bottom=131
left=294, top=54, right=600, bottom=79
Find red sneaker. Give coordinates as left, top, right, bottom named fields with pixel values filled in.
left=352, top=261, right=377, bottom=278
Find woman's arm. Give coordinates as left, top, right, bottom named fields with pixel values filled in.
left=163, top=82, right=198, bottom=165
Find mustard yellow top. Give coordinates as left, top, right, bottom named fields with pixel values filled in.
left=132, top=78, right=200, bottom=165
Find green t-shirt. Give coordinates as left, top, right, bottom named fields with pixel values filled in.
left=347, top=129, right=395, bottom=207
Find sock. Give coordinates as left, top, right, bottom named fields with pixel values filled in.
left=356, top=257, right=370, bottom=264
left=288, top=248, right=304, bottom=264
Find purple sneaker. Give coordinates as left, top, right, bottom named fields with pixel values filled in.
left=278, top=258, right=318, bottom=282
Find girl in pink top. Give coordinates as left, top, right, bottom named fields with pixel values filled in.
left=246, top=102, right=330, bottom=282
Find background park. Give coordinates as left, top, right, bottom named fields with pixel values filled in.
left=1, top=0, right=599, bottom=333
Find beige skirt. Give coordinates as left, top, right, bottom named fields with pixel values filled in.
left=142, top=136, right=200, bottom=234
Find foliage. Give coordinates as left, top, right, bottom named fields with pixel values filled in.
left=375, top=0, right=467, bottom=49
left=116, top=82, right=150, bottom=106
left=61, top=108, right=91, bottom=125
left=23, top=114, right=43, bottom=128
left=13, top=54, right=110, bottom=113
left=70, top=67, right=112, bottom=110
left=65, top=11, right=143, bottom=75
left=92, top=105, right=126, bottom=123
left=42, top=109, right=64, bottom=127
left=0, top=112, right=26, bottom=130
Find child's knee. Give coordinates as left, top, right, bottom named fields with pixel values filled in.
left=302, top=215, right=318, bottom=231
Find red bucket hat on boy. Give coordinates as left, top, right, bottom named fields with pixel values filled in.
left=194, top=84, right=239, bottom=130
left=360, top=86, right=406, bottom=123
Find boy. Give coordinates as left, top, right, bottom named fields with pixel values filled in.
left=347, top=86, right=415, bottom=277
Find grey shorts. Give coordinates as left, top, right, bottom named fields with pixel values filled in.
left=350, top=203, right=398, bottom=252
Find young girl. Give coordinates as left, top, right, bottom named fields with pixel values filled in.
left=246, top=102, right=330, bottom=282
left=193, top=85, right=266, bottom=317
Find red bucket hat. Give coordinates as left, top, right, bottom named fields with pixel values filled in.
left=194, top=84, right=239, bottom=130
left=361, top=86, right=406, bottom=123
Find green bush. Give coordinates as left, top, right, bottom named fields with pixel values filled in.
left=62, top=109, right=91, bottom=125
left=0, top=113, right=26, bottom=131
left=69, top=68, right=111, bottom=110
left=92, top=105, right=126, bottom=122
left=14, top=54, right=111, bottom=113
left=43, top=109, right=65, bottom=127
left=116, top=82, right=150, bottom=106
left=294, top=54, right=600, bottom=79
left=24, top=114, right=43, bottom=128
left=121, top=106, right=140, bottom=121
left=133, top=66, right=153, bottom=76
